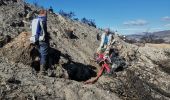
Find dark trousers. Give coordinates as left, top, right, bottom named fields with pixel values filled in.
left=39, top=42, right=49, bottom=66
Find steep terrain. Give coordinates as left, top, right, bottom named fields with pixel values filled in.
left=0, top=1, right=170, bottom=100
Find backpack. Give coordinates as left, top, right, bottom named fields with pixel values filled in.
left=30, top=18, right=45, bottom=43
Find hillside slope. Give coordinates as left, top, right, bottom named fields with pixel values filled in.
left=0, top=1, right=170, bottom=100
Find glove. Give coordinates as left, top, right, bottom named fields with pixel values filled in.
left=30, top=41, right=39, bottom=47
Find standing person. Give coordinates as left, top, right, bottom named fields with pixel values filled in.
left=97, top=28, right=114, bottom=56
left=30, top=10, right=49, bottom=75
left=98, top=28, right=113, bottom=51
left=85, top=29, right=115, bottom=84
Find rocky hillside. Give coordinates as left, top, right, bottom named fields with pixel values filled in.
left=0, top=0, right=170, bottom=100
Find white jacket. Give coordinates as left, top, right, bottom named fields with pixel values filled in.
left=99, top=33, right=112, bottom=49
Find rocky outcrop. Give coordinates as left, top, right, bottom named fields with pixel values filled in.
left=0, top=0, right=170, bottom=100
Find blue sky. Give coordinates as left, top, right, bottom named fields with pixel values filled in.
left=26, top=0, right=170, bottom=35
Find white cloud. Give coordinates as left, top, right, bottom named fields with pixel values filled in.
left=123, top=19, right=148, bottom=26
left=117, top=27, right=165, bottom=35
left=116, top=28, right=147, bottom=35
left=119, top=28, right=145, bottom=31
left=162, top=16, right=170, bottom=21
left=151, top=27, right=163, bottom=30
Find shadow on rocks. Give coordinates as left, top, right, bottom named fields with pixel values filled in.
left=30, top=46, right=40, bottom=71
left=0, top=35, right=11, bottom=48
left=30, top=47, right=97, bottom=81
left=47, top=48, right=97, bottom=82
left=155, top=59, right=170, bottom=75
left=7, top=77, right=21, bottom=85
left=62, top=61, right=96, bottom=82
left=64, top=29, right=78, bottom=39
left=30, top=47, right=61, bottom=72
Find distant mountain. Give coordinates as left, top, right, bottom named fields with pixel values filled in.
left=126, top=30, right=170, bottom=43
left=151, top=30, right=170, bottom=41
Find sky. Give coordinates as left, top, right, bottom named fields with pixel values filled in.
left=26, top=0, right=170, bottom=35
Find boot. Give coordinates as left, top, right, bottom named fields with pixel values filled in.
left=39, top=64, right=47, bottom=75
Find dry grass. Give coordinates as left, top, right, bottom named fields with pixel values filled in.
left=4, top=32, right=31, bottom=49
left=0, top=32, right=33, bottom=65
left=146, top=43, right=170, bottom=49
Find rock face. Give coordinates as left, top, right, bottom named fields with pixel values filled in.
left=0, top=0, right=170, bottom=100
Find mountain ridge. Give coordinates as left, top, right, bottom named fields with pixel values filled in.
left=126, top=30, right=170, bottom=43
